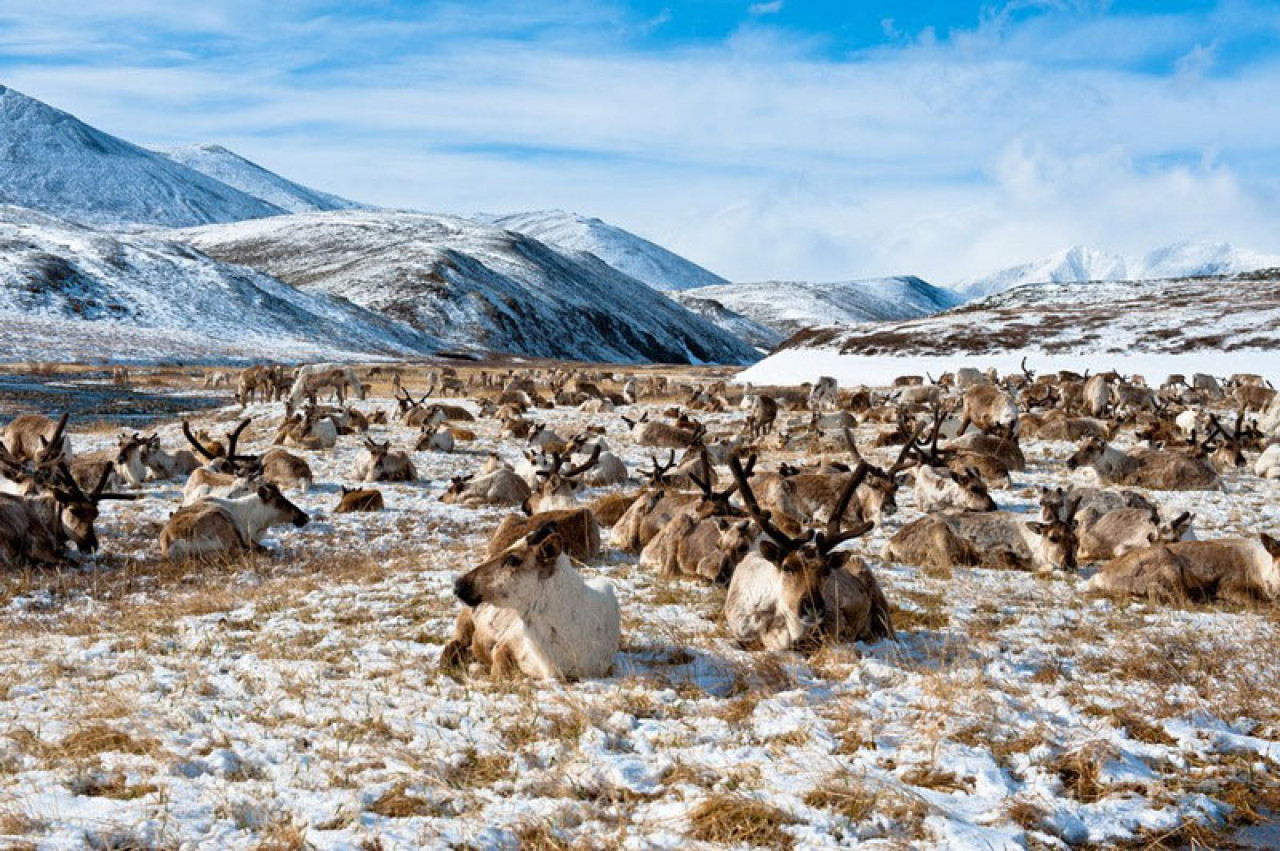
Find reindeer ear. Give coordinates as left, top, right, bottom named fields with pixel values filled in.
left=758, top=539, right=784, bottom=564
left=536, top=532, right=563, bottom=563
left=1261, top=533, right=1280, bottom=559
left=1025, top=522, right=1048, bottom=535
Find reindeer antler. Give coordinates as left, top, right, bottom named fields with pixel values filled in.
left=225, top=418, right=253, bottom=460
left=641, top=450, right=676, bottom=485
left=560, top=445, right=601, bottom=479
left=816, top=463, right=874, bottom=554
left=182, top=420, right=219, bottom=461
left=728, top=452, right=803, bottom=554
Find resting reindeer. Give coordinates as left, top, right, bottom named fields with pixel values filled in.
left=0, top=493, right=64, bottom=567
left=335, top=486, right=384, bottom=513
left=440, top=522, right=621, bottom=680
left=2, top=412, right=71, bottom=465
left=440, top=469, right=531, bottom=508
left=487, top=507, right=601, bottom=562
left=523, top=447, right=601, bottom=514
left=608, top=452, right=703, bottom=553
left=415, top=426, right=455, bottom=453
left=724, top=455, right=893, bottom=651
left=1067, top=436, right=1221, bottom=491
left=914, top=464, right=997, bottom=513
left=884, top=500, right=1079, bottom=574
left=0, top=463, right=136, bottom=557
left=352, top=438, right=417, bottom=483
left=1087, top=535, right=1280, bottom=605
left=638, top=452, right=754, bottom=584
left=955, top=384, right=1019, bottom=437
left=1074, top=507, right=1194, bottom=563
left=160, top=482, right=309, bottom=560
left=181, top=420, right=263, bottom=505
left=621, top=412, right=705, bottom=449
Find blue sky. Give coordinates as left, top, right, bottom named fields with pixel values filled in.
left=2, top=0, right=1279, bottom=281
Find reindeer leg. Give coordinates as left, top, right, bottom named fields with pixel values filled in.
left=439, top=607, right=477, bottom=670
left=490, top=642, right=521, bottom=679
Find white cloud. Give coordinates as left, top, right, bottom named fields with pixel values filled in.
left=747, top=0, right=784, bottom=16
left=1, top=1, right=1279, bottom=283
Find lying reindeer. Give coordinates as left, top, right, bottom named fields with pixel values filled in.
left=335, top=486, right=384, bottom=513
left=724, top=455, right=894, bottom=651
left=352, top=438, right=417, bottom=483
left=486, top=507, right=601, bottom=562
left=440, top=469, right=531, bottom=508
left=1087, top=534, right=1280, bottom=605
left=441, top=522, right=621, bottom=680
left=523, top=447, right=601, bottom=514
left=884, top=499, right=1078, bottom=574
left=1074, top=507, right=1194, bottom=563
left=1067, top=436, right=1221, bottom=491
left=1, top=412, right=71, bottom=465
left=161, top=482, right=309, bottom=560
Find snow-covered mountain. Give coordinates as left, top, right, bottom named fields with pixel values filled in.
left=767, top=270, right=1280, bottom=362
left=177, top=210, right=760, bottom=365
left=664, top=294, right=784, bottom=350
left=0, top=204, right=437, bottom=362
left=477, top=210, right=727, bottom=292
left=0, top=86, right=286, bottom=229
left=672, top=277, right=962, bottom=340
left=153, top=144, right=363, bottom=214
left=956, top=242, right=1280, bottom=299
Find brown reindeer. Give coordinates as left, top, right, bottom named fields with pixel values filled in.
left=335, top=486, right=385, bottom=513
left=723, top=454, right=893, bottom=651
left=1087, top=535, right=1280, bottom=604
left=1067, top=437, right=1221, bottom=491
left=487, top=507, right=601, bottom=562
left=352, top=438, right=417, bottom=483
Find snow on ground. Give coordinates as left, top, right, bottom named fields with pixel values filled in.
left=0, top=374, right=1278, bottom=849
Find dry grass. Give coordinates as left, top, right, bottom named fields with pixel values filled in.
left=686, top=795, right=796, bottom=849
left=804, top=779, right=879, bottom=822
left=1053, top=742, right=1114, bottom=803
left=366, top=784, right=440, bottom=819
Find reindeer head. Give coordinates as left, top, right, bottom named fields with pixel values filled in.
left=1066, top=437, right=1107, bottom=470
left=453, top=522, right=564, bottom=612
left=730, top=454, right=874, bottom=648
left=255, top=481, right=310, bottom=528
left=50, top=464, right=138, bottom=553
left=1024, top=499, right=1078, bottom=571
left=1157, top=511, right=1194, bottom=543
left=439, top=474, right=475, bottom=503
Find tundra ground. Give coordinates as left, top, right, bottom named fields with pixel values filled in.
left=0, top=366, right=1277, bottom=850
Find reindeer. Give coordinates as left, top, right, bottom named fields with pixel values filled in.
left=914, top=465, right=997, bottom=513
left=1257, top=444, right=1280, bottom=479
left=440, top=522, right=621, bottom=680
left=2, top=413, right=71, bottom=465
left=608, top=452, right=703, bottom=552
left=1039, top=486, right=1156, bottom=523
left=274, top=406, right=338, bottom=450
left=440, top=469, right=532, bottom=508
left=415, top=426, right=455, bottom=453
left=885, top=505, right=1078, bottom=574
left=286, top=363, right=366, bottom=413
left=261, top=447, right=313, bottom=492
left=621, top=412, right=705, bottom=449
left=1087, top=535, right=1280, bottom=604
left=131, top=434, right=200, bottom=482
left=352, top=439, right=417, bottom=483
left=161, top=482, right=310, bottom=560
left=1074, top=507, right=1194, bottom=563
left=0, top=493, right=64, bottom=567
left=638, top=451, right=754, bottom=584
left=724, top=455, right=893, bottom=651
left=1067, top=437, right=1221, bottom=490
left=112, top=432, right=152, bottom=487
left=180, top=419, right=264, bottom=505
left=335, top=486, right=384, bottom=513
left=524, top=447, right=601, bottom=514
left=486, top=508, right=601, bottom=562
left=746, top=394, right=779, bottom=438
left=955, top=384, right=1019, bottom=437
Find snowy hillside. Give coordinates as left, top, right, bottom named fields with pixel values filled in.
left=957, top=242, right=1280, bottom=298
left=154, top=144, right=364, bottom=214
left=0, top=205, right=437, bottom=363
left=0, top=86, right=284, bottom=229
left=742, top=270, right=1280, bottom=386
left=674, top=277, right=961, bottom=338
left=665, top=293, right=785, bottom=350
left=178, top=210, right=760, bottom=365
left=478, top=210, right=727, bottom=292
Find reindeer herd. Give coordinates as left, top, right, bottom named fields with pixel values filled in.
left=2, top=358, right=1279, bottom=682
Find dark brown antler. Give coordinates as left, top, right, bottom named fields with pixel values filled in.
left=641, top=450, right=676, bottom=485
left=728, top=452, right=802, bottom=553
left=36, top=412, right=70, bottom=465
left=560, top=444, right=601, bottom=479
left=889, top=422, right=926, bottom=475
left=843, top=426, right=864, bottom=464
left=182, top=420, right=219, bottom=461
left=225, top=418, right=253, bottom=460
left=816, top=463, right=874, bottom=553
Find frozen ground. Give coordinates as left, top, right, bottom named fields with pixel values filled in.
left=0, top=376, right=1278, bottom=849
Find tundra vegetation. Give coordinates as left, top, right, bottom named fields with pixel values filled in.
left=0, top=359, right=1277, bottom=849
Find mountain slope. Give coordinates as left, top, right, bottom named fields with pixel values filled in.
left=154, top=144, right=363, bottom=214
left=0, top=204, right=437, bottom=362
left=478, top=210, right=727, bottom=292
left=0, top=86, right=285, bottom=228
left=674, top=277, right=961, bottom=338
left=664, top=293, right=784, bottom=350
left=177, top=210, right=760, bottom=365
left=956, top=242, right=1280, bottom=299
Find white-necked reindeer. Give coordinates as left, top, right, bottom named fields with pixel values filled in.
left=440, top=522, right=620, bottom=680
